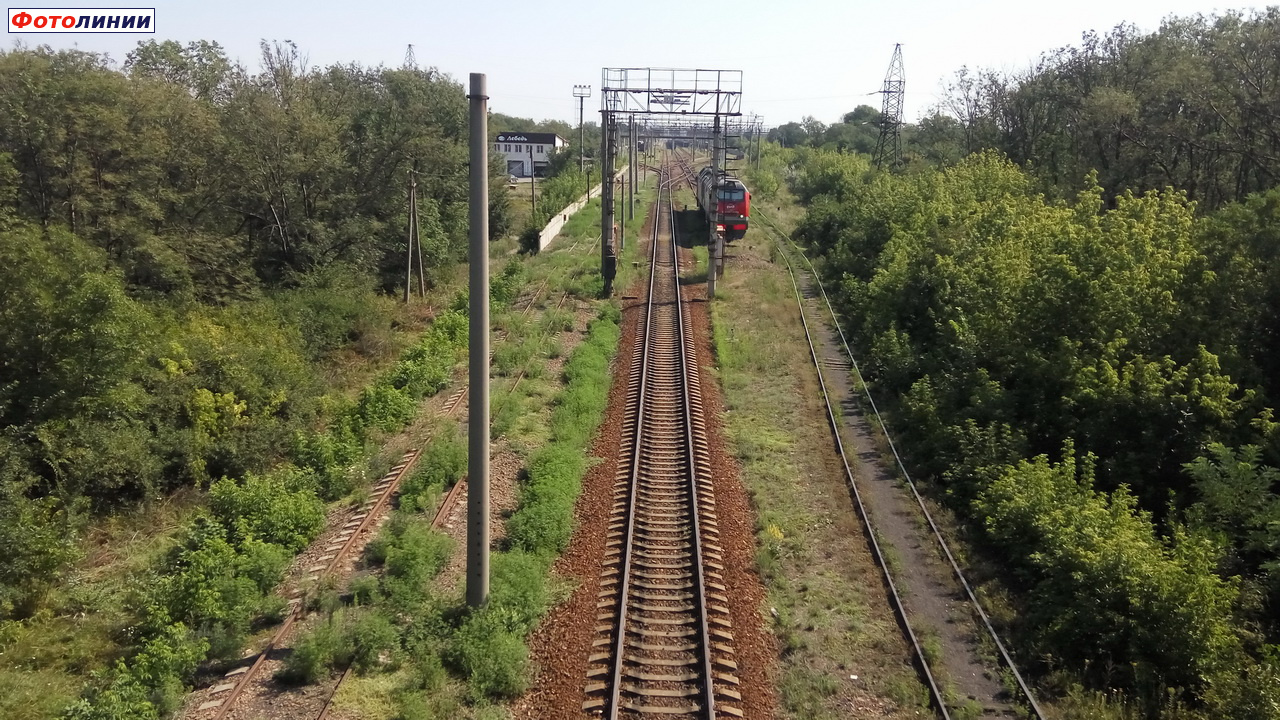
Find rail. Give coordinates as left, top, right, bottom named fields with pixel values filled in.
left=757, top=207, right=1046, bottom=720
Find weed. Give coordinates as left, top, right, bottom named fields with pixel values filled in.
left=347, top=610, right=399, bottom=673
left=921, top=631, right=943, bottom=667
left=278, top=611, right=351, bottom=685
left=884, top=670, right=932, bottom=709
left=445, top=610, right=528, bottom=701
left=780, top=665, right=840, bottom=718
left=349, top=575, right=381, bottom=606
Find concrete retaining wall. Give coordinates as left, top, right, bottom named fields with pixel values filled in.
left=538, top=165, right=629, bottom=252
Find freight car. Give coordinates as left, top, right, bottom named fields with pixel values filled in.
left=695, top=166, right=750, bottom=241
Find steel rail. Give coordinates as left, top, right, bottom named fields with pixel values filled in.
left=596, top=164, right=724, bottom=718
left=207, top=449, right=421, bottom=720
left=316, top=214, right=603, bottom=720
left=758, top=208, right=1047, bottom=720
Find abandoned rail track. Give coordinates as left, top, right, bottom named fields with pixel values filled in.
left=197, top=449, right=421, bottom=719
left=758, top=208, right=1046, bottom=720
left=583, top=168, right=740, bottom=718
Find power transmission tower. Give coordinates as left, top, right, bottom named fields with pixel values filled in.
left=404, top=44, right=416, bottom=69
left=874, top=43, right=905, bottom=170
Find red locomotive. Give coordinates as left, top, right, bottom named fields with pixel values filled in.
left=696, top=166, right=751, bottom=241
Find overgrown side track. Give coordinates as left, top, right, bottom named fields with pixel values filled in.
left=198, top=449, right=421, bottom=719
left=759, top=208, right=1046, bottom=720
left=584, top=169, right=741, bottom=718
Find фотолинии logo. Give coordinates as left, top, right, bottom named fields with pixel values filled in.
left=8, top=8, right=155, bottom=32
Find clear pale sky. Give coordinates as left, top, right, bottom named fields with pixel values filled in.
left=15, top=0, right=1249, bottom=126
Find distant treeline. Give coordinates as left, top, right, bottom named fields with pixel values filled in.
left=775, top=9, right=1280, bottom=211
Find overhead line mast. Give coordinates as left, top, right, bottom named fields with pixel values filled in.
left=874, top=43, right=905, bottom=170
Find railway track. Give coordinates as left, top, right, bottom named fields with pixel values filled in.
left=583, top=166, right=741, bottom=718
left=194, top=221, right=602, bottom=720
left=199, top=449, right=422, bottom=719
left=311, top=216, right=602, bottom=719
left=757, top=208, right=1046, bottom=720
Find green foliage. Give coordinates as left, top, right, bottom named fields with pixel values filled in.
left=0, top=464, right=80, bottom=617
left=399, top=433, right=466, bottom=514
left=793, top=146, right=1280, bottom=715
left=506, top=446, right=584, bottom=554
left=974, top=445, right=1240, bottom=699
left=374, top=517, right=453, bottom=611
left=358, top=384, right=417, bottom=434
left=62, top=624, right=208, bottom=720
left=490, top=260, right=527, bottom=307
left=930, top=11, right=1280, bottom=208
left=445, top=610, right=529, bottom=700
left=345, top=609, right=400, bottom=674
left=208, top=468, right=325, bottom=552
left=278, top=611, right=352, bottom=685
left=531, top=168, right=588, bottom=227
left=518, top=225, right=541, bottom=255
left=506, top=311, right=617, bottom=555
left=272, top=268, right=395, bottom=361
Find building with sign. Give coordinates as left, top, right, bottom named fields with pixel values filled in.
left=494, top=132, right=568, bottom=178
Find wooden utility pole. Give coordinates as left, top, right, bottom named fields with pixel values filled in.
left=413, top=171, right=425, bottom=298
left=405, top=169, right=416, bottom=302
left=405, top=169, right=427, bottom=301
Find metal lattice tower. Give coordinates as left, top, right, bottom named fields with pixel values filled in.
left=874, top=44, right=905, bottom=169
left=404, top=44, right=416, bottom=69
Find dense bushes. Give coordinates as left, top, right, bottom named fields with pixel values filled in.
left=790, top=148, right=1280, bottom=716
left=0, top=38, right=513, bottom=625
left=53, top=285, right=484, bottom=718
left=278, top=608, right=400, bottom=684
left=974, top=446, right=1240, bottom=704
left=208, top=469, right=326, bottom=552
left=532, top=168, right=588, bottom=228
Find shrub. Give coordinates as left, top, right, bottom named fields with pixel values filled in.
left=349, top=575, right=381, bottom=606
left=208, top=468, right=325, bottom=552
left=0, top=469, right=80, bottom=619
left=400, top=434, right=465, bottom=514
left=277, top=611, right=350, bottom=685
left=490, top=261, right=526, bottom=306
left=488, top=551, right=552, bottom=632
left=506, top=446, right=583, bottom=555
left=358, top=383, right=416, bottom=433
left=128, top=623, right=208, bottom=715
left=518, top=225, right=541, bottom=255
left=348, top=610, right=400, bottom=673
left=973, top=446, right=1240, bottom=698
left=384, top=523, right=453, bottom=588
left=292, top=417, right=365, bottom=500
left=446, top=610, right=528, bottom=700
left=63, top=662, right=159, bottom=720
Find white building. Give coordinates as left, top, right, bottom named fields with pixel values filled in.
left=494, top=131, right=568, bottom=178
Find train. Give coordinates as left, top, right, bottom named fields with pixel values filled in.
left=695, top=166, right=751, bottom=241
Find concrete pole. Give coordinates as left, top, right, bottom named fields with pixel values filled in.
left=747, top=121, right=757, bottom=170
left=466, top=73, right=490, bottom=609
left=413, top=171, right=426, bottom=298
